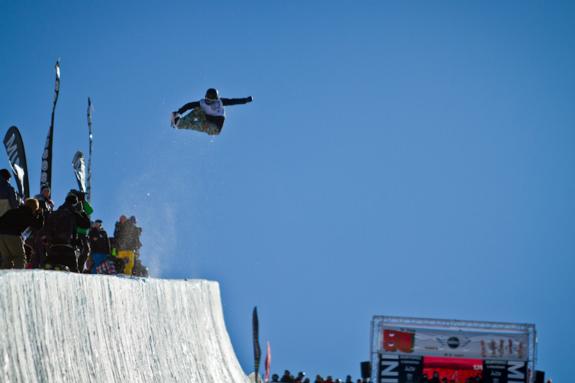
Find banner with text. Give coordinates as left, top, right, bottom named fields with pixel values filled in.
left=372, top=317, right=534, bottom=363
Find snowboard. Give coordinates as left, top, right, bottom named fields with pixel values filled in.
left=173, top=108, right=221, bottom=136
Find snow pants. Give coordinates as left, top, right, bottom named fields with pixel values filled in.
left=177, top=108, right=223, bottom=135
left=117, top=250, right=135, bottom=275
left=0, top=234, right=26, bottom=269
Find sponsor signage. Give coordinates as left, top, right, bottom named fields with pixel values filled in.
left=483, top=360, right=528, bottom=383
left=380, top=327, right=528, bottom=361
left=371, top=316, right=536, bottom=383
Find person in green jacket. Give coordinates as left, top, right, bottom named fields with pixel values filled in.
left=67, top=190, right=93, bottom=272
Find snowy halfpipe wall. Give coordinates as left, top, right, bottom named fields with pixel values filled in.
left=0, top=270, right=249, bottom=383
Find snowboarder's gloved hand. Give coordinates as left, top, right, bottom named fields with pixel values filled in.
left=247, top=96, right=253, bottom=103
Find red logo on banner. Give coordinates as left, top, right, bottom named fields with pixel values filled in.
left=383, top=329, right=415, bottom=353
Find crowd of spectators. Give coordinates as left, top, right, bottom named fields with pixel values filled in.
left=420, top=371, right=480, bottom=383
left=270, top=370, right=552, bottom=383
left=271, top=370, right=367, bottom=383
left=0, top=169, right=148, bottom=276
left=419, top=374, right=551, bottom=383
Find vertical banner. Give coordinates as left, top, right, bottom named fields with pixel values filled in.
left=72, top=151, right=86, bottom=192
left=40, top=60, right=60, bottom=192
left=264, top=341, right=271, bottom=383
left=252, top=307, right=261, bottom=383
left=3, top=126, right=30, bottom=198
left=87, top=97, right=93, bottom=201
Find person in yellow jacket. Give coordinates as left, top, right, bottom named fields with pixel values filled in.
left=113, top=215, right=142, bottom=275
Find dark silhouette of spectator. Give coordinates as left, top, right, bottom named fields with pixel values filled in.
left=87, top=219, right=116, bottom=274
left=113, top=215, right=142, bottom=275
left=28, top=185, right=55, bottom=268
left=89, top=220, right=110, bottom=253
left=44, top=194, right=90, bottom=272
left=0, top=199, right=43, bottom=268
left=430, top=372, right=440, bottom=383
left=275, top=372, right=356, bottom=383
left=0, top=169, right=20, bottom=217
left=67, top=190, right=93, bottom=272
left=34, top=185, right=54, bottom=213
left=129, top=215, right=143, bottom=263
left=280, top=370, right=293, bottom=383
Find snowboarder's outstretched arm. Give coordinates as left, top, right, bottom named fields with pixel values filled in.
left=175, top=96, right=252, bottom=114
left=176, top=101, right=200, bottom=115
left=221, top=96, right=253, bottom=106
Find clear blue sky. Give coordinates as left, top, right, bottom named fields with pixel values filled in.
left=1, top=0, right=574, bottom=381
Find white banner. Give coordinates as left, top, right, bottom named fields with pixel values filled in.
left=371, top=317, right=536, bottom=382
left=377, top=326, right=530, bottom=362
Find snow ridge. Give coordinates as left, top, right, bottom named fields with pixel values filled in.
left=0, top=270, right=248, bottom=383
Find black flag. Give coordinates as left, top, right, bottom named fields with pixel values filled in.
left=3, top=126, right=30, bottom=198
left=40, top=60, right=60, bottom=192
left=72, top=151, right=86, bottom=192
left=253, top=307, right=261, bottom=383
left=87, top=97, right=93, bottom=201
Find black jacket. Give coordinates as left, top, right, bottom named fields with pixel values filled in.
left=89, top=227, right=111, bottom=254
left=0, top=179, right=20, bottom=209
left=0, top=206, right=43, bottom=236
left=34, top=194, right=55, bottom=214
left=45, top=203, right=91, bottom=246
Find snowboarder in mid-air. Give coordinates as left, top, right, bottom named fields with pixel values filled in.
left=171, top=88, right=253, bottom=135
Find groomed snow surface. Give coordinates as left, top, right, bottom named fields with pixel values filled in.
left=0, top=270, right=249, bottom=383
